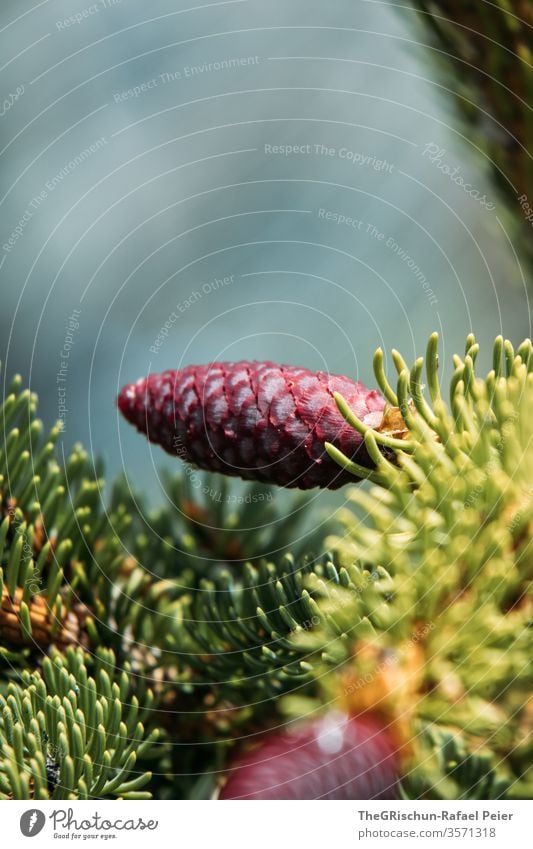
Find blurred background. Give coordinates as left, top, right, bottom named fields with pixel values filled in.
left=0, top=0, right=530, bottom=509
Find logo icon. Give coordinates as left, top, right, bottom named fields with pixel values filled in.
left=20, top=810, right=46, bottom=837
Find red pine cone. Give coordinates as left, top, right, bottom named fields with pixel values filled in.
left=219, top=713, right=399, bottom=800
left=117, top=361, right=385, bottom=490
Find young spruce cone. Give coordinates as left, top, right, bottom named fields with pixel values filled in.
left=118, top=362, right=385, bottom=489
left=218, top=713, right=399, bottom=799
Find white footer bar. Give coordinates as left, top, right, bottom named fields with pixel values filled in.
left=4, top=800, right=533, bottom=848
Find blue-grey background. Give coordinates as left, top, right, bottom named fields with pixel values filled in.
left=0, top=0, right=530, bottom=516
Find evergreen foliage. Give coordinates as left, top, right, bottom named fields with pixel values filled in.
left=0, top=646, right=158, bottom=799
left=294, top=333, right=533, bottom=798
left=0, top=332, right=532, bottom=798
